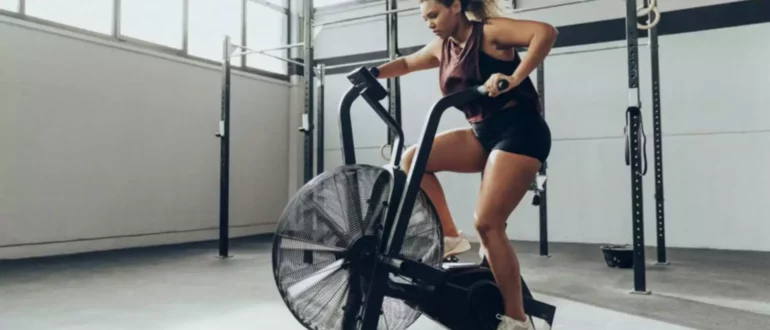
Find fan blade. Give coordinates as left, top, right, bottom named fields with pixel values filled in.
left=279, top=237, right=347, bottom=253
left=285, top=259, right=345, bottom=299
left=306, top=200, right=353, bottom=245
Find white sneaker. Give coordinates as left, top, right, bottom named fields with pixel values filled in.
left=443, top=231, right=471, bottom=258
left=496, top=314, right=534, bottom=330
left=478, top=243, right=487, bottom=260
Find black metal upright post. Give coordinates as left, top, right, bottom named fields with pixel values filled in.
left=648, top=2, right=667, bottom=265
left=536, top=63, right=549, bottom=257
left=218, top=36, right=232, bottom=259
left=386, top=0, right=402, bottom=151
left=317, top=64, right=325, bottom=175
left=624, top=0, right=648, bottom=294
left=303, top=0, right=315, bottom=183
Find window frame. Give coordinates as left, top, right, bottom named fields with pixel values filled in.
left=0, top=0, right=292, bottom=82
left=244, top=0, right=291, bottom=75
left=115, top=0, right=186, bottom=53
left=0, top=0, right=21, bottom=13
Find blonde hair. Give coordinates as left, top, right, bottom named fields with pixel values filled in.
left=422, top=0, right=502, bottom=21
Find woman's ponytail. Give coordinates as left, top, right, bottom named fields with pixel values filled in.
left=423, top=0, right=503, bottom=22
left=463, top=0, right=502, bottom=21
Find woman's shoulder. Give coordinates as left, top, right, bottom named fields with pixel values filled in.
left=481, top=17, right=526, bottom=46
left=481, top=17, right=517, bottom=34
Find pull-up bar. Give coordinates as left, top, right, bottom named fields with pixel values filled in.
left=513, top=0, right=599, bottom=13
left=230, top=42, right=305, bottom=58
left=324, top=57, right=391, bottom=70
left=313, top=6, right=419, bottom=28
left=227, top=42, right=305, bottom=67
left=548, top=41, right=649, bottom=57
left=514, top=0, right=660, bottom=30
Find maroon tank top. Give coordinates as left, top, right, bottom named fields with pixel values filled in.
left=439, top=21, right=540, bottom=122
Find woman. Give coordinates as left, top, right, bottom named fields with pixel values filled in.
left=375, top=0, right=557, bottom=329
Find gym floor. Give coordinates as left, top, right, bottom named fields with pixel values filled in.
left=1, top=236, right=768, bottom=330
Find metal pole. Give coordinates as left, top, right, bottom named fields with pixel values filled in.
left=231, top=51, right=304, bottom=67
left=231, top=42, right=305, bottom=57
left=113, top=0, right=121, bottom=38
left=625, top=0, right=648, bottom=294
left=218, top=36, right=232, bottom=259
left=241, top=0, right=247, bottom=67
left=649, top=0, right=667, bottom=266
left=386, top=0, right=402, bottom=153
left=316, top=64, right=325, bottom=175
left=312, top=6, right=419, bottom=28
left=182, top=0, right=189, bottom=53
left=513, top=0, right=598, bottom=13
left=303, top=0, right=314, bottom=183
left=325, top=57, right=391, bottom=70
left=257, top=42, right=305, bottom=52
left=536, top=63, right=549, bottom=258
left=549, top=42, right=648, bottom=57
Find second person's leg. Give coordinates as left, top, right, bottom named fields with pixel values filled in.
left=402, top=127, right=487, bottom=257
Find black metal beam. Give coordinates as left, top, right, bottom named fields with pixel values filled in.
left=386, top=0, right=402, bottom=152
left=536, top=63, right=549, bottom=257
left=625, top=0, right=648, bottom=294
left=303, top=0, right=314, bottom=183
left=649, top=1, right=667, bottom=266
left=317, top=64, right=325, bottom=175
left=218, top=37, right=232, bottom=259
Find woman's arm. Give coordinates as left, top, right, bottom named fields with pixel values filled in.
left=376, top=37, right=442, bottom=79
left=487, top=17, right=558, bottom=84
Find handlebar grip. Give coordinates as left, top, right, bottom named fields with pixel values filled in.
left=369, top=67, right=380, bottom=78
left=475, top=80, right=511, bottom=95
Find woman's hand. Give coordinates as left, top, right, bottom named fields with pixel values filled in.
left=484, top=73, right=523, bottom=97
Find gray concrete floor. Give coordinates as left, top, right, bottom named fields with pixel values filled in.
left=511, top=241, right=770, bottom=330
left=0, top=236, right=767, bottom=330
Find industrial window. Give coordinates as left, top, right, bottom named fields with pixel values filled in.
left=119, top=0, right=184, bottom=49
left=0, top=0, right=19, bottom=12
left=25, top=0, right=113, bottom=34
left=245, top=0, right=289, bottom=74
left=188, top=0, right=242, bottom=66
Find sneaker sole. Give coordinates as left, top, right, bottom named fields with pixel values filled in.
left=444, top=239, right=472, bottom=258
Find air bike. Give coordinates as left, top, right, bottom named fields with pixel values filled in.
left=272, top=66, right=557, bottom=330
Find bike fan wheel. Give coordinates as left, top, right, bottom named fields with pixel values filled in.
left=272, top=164, right=443, bottom=330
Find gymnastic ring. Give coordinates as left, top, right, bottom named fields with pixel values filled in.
left=380, top=143, right=406, bottom=161
left=637, top=6, right=661, bottom=30
left=636, top=0, right=657, bottom=17
left=380, top=143, right=391, bottom=160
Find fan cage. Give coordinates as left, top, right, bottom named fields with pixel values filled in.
left=272, top=164, right=443, bottom=330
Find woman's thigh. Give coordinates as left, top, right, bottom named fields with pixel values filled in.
left=404, top=127, right=488, bottom=173
left=475, top=150, right=542, bottom=227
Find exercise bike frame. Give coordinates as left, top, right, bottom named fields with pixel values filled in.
left=338, top=67, right=554, bottom=330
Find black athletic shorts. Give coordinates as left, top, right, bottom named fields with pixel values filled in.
left=470, top=104, right=552, bottom=163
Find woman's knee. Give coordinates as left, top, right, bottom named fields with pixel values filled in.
left=404, top=145, right=434, bottom=173
left=474, top=210, right=507, bottom=239
left=402, top=145, right=417, bottom=171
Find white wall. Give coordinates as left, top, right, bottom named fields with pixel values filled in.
left=512, top=0, right=747, bottom=26
left=313, top=0, right=751, bottom=58
left=312, top=0, right=770, bottom=251
left=0, top=16, right=294, bottom=259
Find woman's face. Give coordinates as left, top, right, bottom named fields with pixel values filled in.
left=420, top=0, right=460, bottom=39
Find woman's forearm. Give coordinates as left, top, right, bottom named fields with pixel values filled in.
left=512, top=27, right=558, bottom=81
left=376, top=58, right=409, bottom=79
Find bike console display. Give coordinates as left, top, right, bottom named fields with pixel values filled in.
left=346, top=66, right=388, bottom=102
